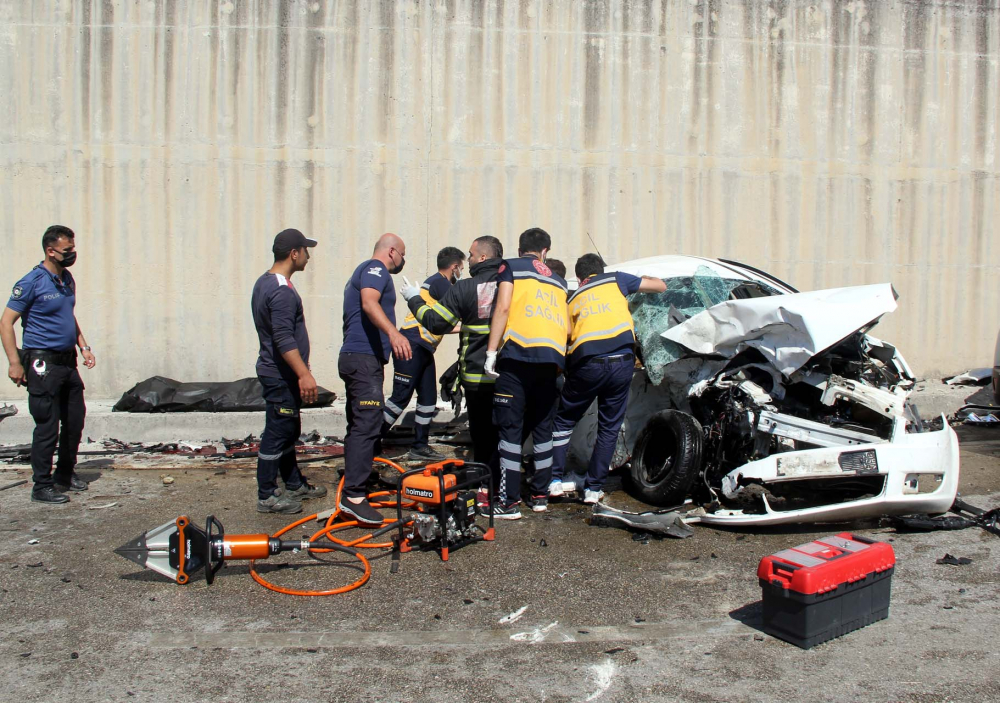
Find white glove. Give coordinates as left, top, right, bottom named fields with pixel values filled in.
left=484, top=351, right=499, bottom=378
left=399, top=276, right=421, bottom=301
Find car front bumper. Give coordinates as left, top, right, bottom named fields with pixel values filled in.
left=688, top=419, right=960, bottom=527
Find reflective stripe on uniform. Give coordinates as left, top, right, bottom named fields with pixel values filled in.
left=499, top=440, right=520, bottom=453
left=553, top=429, right=573, bottom=447
left=385, top=398, right=403, bottom=415
left=504, top=329, right=567, bottom=350
left=567, top=322, right=634, bottom=354
left=534, top=440, right=553, bottom=453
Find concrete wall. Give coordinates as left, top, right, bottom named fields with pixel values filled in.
left=0, top=0, right=997, bottom=399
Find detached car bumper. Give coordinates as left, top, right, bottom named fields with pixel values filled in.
left=689, top=420, right=959, bottom=527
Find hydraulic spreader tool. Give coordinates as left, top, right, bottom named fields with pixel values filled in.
left=114, top=458, right=495, bottom=596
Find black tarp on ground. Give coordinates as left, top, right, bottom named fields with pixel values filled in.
left=113, top=376, right=335, bottom=412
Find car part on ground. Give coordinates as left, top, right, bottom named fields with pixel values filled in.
left=565, top=255, right=961, bottom=527
left=589, top=502, right=694, bottom=538
left=890, top=497, right=1000, bottom=538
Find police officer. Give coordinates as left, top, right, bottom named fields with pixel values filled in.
left=484, top=228, right=569, bottom=520
left=548, top=254, right=666, bottom=504
left=400, top=236, right=504, bottom=508
left=382, top=246, right=466, bottom=462
left=250, top=229, right=328, bottom=514
left=339, top=233, right=410, bottom=526
left=0, top=226, right=96, bottom=504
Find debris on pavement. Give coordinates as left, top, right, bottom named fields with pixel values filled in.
left=943, top=369, right=992, bottom=386
left=935, top=554, right=972, bottom=566
left=954, top=404, right=1000, bottom=425
left=87, top=502, right=119, bottom=510
left=589, top=502, right=694, bottom=539
left=891, top=498, right=1000, bottom=538
left=161, top=476, right=175, bottom=485
left=499, top=606, right=528, bottom=625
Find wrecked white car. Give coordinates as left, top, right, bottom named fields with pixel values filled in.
left=566, top=255, right=959, bottom=526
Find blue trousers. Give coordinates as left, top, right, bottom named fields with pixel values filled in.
left=256, top=375, right=306, bottom=500
left=550, top=353, right=633, bottom=491
left=381, top=344, right=437, bottom=448
left=492, top=359, right=559, bottom=505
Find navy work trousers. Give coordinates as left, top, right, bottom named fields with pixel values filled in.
left=25, top=354, right=86, bottom=488
left=339, top=352, right=385, bottom=499
left=550, top=353, right=633, bottom=491
left=381, top=344, right=437, bottom=448
left=256, top=375, right=306, bottom=500
left=492, top=359, right=559, bottom=505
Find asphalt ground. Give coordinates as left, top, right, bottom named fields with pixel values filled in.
left=1, top=426, right=999, bottom=702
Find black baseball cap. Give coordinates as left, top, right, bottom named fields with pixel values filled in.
left=272, top=228, right=318, bottom=254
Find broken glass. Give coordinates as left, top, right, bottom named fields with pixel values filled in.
left=628, top=266, right=746, bottom=385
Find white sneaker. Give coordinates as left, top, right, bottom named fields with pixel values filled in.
left=548, top=481, right=565, bottom=497
left=561, top=481, right=578, bottom=494
left=583, top=489, right=605, bottom=505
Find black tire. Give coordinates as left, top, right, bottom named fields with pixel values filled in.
left=628, top=410, right=703, bottom=506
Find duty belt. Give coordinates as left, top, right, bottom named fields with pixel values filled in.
left=20, top=348, right=77, bottom=367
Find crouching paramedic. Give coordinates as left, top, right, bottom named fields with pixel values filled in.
left=549, top=254, right=666, bottom=504
left=250, top=229, right=327, bottom=514
left=400, top=236, right=504, bottom=506
left=484, top=228, right=569, bottom=520
left=381, top=246, right=465, bottom=462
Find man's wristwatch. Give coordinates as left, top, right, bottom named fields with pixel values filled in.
left=80, top=346, right=92, bottom=352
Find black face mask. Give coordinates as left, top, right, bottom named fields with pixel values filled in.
left=57, top=250, right=77, bottom=268
left=389, top=254, right=405, bottom=275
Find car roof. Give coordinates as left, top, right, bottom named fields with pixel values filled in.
left=602, top=254, right=796, bottom=293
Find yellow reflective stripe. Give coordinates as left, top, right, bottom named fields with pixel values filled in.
left=423, top=302, right=457, bottom=325
left=465, top=324, right=489, bottom=334
left=462, top=373, right=495, bottom=383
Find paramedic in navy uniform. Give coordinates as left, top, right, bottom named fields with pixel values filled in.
left=0, top=225, right=96, bottom=504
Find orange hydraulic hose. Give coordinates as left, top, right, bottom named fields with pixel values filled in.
left=248, top=457, right=414, bottom=596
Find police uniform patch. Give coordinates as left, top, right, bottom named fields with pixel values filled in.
left=11, top=285, right=23, bottom=299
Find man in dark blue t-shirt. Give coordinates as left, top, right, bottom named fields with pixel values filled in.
left=383, top=246, right=465, bottom=461
left=250, top=229, right=327, bottom=514
left=1, top=225, right=97, bottom=504
left=338, top=232, right=411, bottom=526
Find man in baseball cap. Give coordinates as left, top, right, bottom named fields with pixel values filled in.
left=272, top=228, right=318, bottom=254
left=250, top=229, right=325, bottom=513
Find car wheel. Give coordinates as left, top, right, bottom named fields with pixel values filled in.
left=628, top=410, right=703, bottom=506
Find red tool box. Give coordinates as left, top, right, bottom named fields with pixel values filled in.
left=757, top=532, right=895, bottom=649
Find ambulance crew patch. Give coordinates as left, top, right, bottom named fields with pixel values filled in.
left=532, top=260, right=552, bottom=277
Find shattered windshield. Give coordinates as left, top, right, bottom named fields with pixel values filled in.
left=628, top=266, right=780, bottom=384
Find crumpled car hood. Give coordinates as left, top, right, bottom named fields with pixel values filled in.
left=661, top=283, right=899, bottom=377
